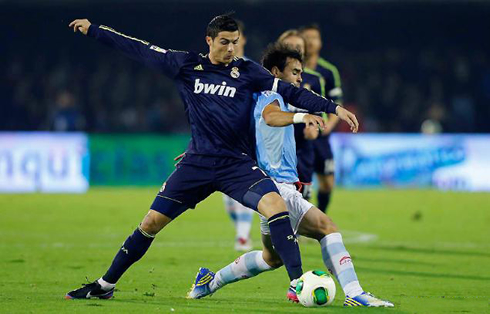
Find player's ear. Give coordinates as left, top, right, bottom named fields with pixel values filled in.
left=205, top=36, right=213, bottom=47
left=271, top=66, right=281, bottom=77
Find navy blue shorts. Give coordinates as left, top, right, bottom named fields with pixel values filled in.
left=150, top=154, right=278, bottom=219
left=313, top=135, right=335, bottom=176
left=296, top=144, right=315, bottom=183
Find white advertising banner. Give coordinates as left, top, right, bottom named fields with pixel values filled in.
left=0, top=133, right=89, bottom=193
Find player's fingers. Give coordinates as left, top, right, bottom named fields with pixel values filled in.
left=349, top=113, right=359, bottom=133
left=314, top=116, right=325, bottom=129
left=68, top=20, right=77, bottom=28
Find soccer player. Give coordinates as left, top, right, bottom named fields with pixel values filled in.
left=278, top=30, right=325, bottom=199
left=299, top=24, right=343, bottom=212
left=65, top=14, right=359, bottom=300
left=187, top=43, right=393, bottom=307
left=222, top=20, right=255, bottom=252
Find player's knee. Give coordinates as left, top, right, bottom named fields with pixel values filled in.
left=257, top=192, right=287, bottom=219
left=140, top=211, right=171, bottom=236
left=310, top=215, right=338, bottom=240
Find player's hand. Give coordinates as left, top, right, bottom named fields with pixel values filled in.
left=335, top=106, right=359, bottom=133
left=303, top=114, right=325, bottom=130
left=69, top=19, right=91, bottom=35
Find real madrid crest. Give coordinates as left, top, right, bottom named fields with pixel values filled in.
left=231, top=67, right=240, bottom=79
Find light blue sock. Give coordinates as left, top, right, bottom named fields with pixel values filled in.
left=321, top=233, right=364, bottom=297
left=210, top=250, right=273, bottom=292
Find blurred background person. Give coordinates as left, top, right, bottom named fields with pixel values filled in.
left=49, top=90, right=85, bottom=131
left=299, top=24, right=342, bottom=214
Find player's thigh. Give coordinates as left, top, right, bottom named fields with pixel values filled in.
left=217, top=157, right=280, bottom=215
left=298, top=207, right=338, bottom=241
left=151, top=163, right=215, bottom=221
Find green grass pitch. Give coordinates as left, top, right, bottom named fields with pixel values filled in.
left=1, top=188, right=489, bottom=313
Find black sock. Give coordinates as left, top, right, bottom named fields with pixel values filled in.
left=267, top=212, right=303, bottom=281
left=102, top=227, right=154, bottom=284
left=317, top=191, right=331, bottom=213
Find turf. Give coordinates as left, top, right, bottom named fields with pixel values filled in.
left=0, top=188, right=489, bottom=313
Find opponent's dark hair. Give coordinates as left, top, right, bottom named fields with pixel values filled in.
left=299, top=23, right=322, bottom=35
left=206, top=13, right=239, bottom=39
left=262, top=43, right=303, bottom=72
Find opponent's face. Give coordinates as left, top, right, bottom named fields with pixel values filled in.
left=206, top=31, right=240, bottom=64
left=301, top=29, right=322, bottom=56
left=281, top=35, right=306, bottom=57
left=274, top=57, right=303, bottom=87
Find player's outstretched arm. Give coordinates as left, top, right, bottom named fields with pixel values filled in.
left=68, top=19, right=187, bottom=78
left=262, top=102, right=325, bottom=130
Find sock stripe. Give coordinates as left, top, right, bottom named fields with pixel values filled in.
left=267, top=213, right=289, bottom=224
left=137, top=226, right=156, bottom=238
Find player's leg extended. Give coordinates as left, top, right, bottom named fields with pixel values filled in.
left=298, top=208, right=393, bottom=307
left=219, top=159, right=303, bottom=283
left=187, top=234, right=280, bottom=299
left=316, top=173, right=334, bottom=213
left=66, top=159, right=208, bottom=300
left=223, top=194, right=254, bottom=251
left=65, top=210, right=174, bottom=299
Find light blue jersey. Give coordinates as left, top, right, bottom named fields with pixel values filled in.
left=253, top=91, right=299, bottom=183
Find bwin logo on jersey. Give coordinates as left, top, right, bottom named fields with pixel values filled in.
left=194, top=79, right=236, bottom=97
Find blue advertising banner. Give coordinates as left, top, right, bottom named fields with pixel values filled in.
left=330, top=134, right=490, bottom=191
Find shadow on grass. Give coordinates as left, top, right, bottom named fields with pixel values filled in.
left=355, top=266, right=490, bottom=281
left=109, top=297, right=409, bottom=313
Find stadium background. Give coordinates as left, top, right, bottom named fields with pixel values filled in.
left=1, top=0, right=489, bottom=313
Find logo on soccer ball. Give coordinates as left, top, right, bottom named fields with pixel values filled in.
left=231, top=67, right=240, bottom=78
left=339, top=256, right=352, bottom=265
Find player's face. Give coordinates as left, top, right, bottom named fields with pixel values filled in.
left=278, top=58, right=303, bottom=87
left=206, top=31, right=240, bottom=64
left=281, top=35, right=306, bottom=57
left=301, top=29, right=322, bottom=56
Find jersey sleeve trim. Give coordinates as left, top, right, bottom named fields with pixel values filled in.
left=318, top=57, right=342, bottom=88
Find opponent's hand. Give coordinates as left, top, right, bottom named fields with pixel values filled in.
left=69, top=19, right=91, bottom=35
left=335, top=106, right=359, bottom=133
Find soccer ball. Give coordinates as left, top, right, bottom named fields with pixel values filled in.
left=296, top=270, right=336, bottom=307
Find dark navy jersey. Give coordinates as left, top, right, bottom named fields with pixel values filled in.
left=87, top=24, right=338, bottom=158
left=289, top=68, right=326, bottom=161
left=316, top=57, right=343, bottom=103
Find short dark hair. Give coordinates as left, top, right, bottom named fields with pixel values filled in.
left=299, top=23, right=321, bottom=35
left=206, top=13, right=239, bottom=39
left=262, top=43, right=303, bottom=72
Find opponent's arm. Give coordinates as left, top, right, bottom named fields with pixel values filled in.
left=262, top=100, right=325, bottom=129
left=69, top=19, right=187, bottom=77
left=252, top=65, right=358, bottom=133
